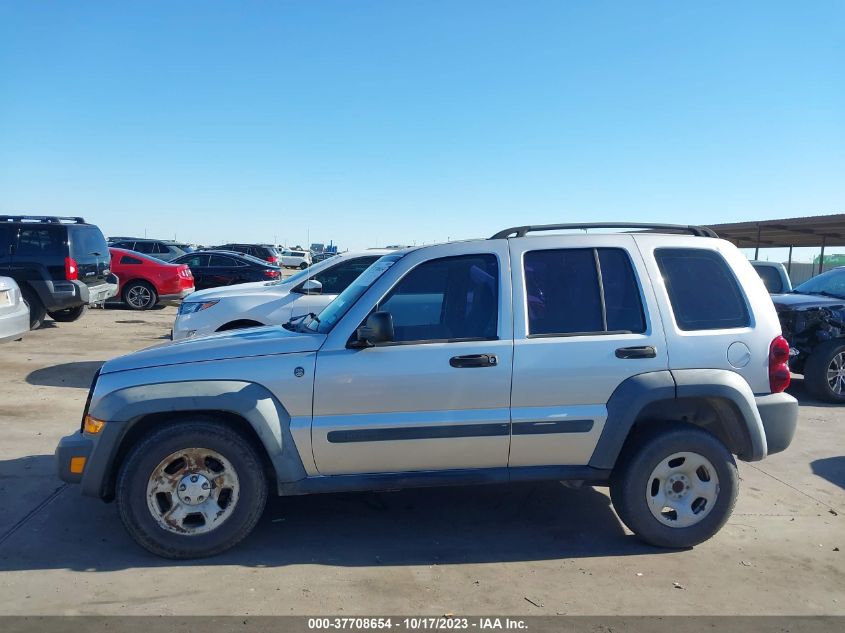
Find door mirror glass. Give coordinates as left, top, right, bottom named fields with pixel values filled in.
left=301, top=279, right=323, bottom=294
left=351, top=311, right=394, bottom=348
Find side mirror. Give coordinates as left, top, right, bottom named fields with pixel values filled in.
left=301, top=279, right=322, bottom=294
left=350, top=311, right=394, bottom=348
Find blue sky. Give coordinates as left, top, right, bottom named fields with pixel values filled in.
left=1, top=1, right=843, bottom=252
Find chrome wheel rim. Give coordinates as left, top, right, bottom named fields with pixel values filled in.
left=827, top=352, right=845, bottom=395
left=646, top=451, right=719, bottom=528
left=127, top=285, right=152, bottom=308
left=146, top=448, right=240, bottom=535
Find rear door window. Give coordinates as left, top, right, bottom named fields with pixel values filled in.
left=209, top=254, right=238, bottom=267
left=134, top=241, right=155, bottom=254
left=655, top=248, right=750, bottom=331
left=16, top=227, right=65, bottom=258
left=524, top=248, right=646, bottom=336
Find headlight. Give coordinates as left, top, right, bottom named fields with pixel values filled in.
left=179, top=300, right=219, bottom=315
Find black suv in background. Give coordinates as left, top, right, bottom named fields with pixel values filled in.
left=210, top=243, right=281, bottom=264
left=0, top=216, right=118, bottom=328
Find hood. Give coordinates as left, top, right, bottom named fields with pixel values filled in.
left=771, top=292, right=845, bottom=311
left=186, top=280, right=294, bottom=302
left=101, top=325, right=325, bottom=374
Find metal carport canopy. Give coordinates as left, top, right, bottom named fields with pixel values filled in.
left=706, top=213, right=845, bottom=248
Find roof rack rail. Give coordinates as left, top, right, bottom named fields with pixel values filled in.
left=0, top=215, right=87, bottom=224
left=490, top=222, right=718, bottom=239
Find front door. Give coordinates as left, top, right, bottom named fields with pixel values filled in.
left=311, top=244, right=513, bottom=475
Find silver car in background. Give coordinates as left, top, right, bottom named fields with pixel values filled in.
left=0, top=276, right=30, bottom=344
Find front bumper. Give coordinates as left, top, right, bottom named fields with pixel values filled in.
left=55, top=431, right=94, bottom=485
left=755, top=392, right=799, bottom=456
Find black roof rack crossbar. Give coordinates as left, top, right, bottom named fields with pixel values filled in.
left=0, top=215, right=87, bottom=224
left=490, top=222, right=718, bottom=239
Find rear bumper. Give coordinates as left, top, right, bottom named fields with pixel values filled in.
left=755, top=392, right=799, bottom=456
left=33, top=278, right=119, bottom=310
left=159, top=286, right=195, bottom=305
left=0, top=301, right=30, bottom=343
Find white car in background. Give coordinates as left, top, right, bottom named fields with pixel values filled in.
left=277, top=248, right=312, bottom=269
left=0, top=277, right=30, bottom=344
left=172, top=250, right=390, bottom=340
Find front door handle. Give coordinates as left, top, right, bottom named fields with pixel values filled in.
left=450, top=354, right=498, bottom=368
left=615, top=346, right=657, bottom=359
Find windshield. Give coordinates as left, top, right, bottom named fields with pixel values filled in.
left=794, top=268, right=845, bottom=299
left=306, top=253, right=405, bottom=333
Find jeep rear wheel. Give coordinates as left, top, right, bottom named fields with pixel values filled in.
left=116, top=420, right=268, bottom=559
left=610, top=422, right=738, bottom=548
left=804, top=341, right=845, bottom=403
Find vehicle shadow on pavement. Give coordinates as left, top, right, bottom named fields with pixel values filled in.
left=811, top=456, right=845, bottom=491
left=0, top=455, right=663, bottom=571
left=25, top=361, right=104, bottom=389
left=787, top=378, right=842, bottom=408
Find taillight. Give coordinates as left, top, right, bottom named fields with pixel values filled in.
left=769, top=335, right=791, bottom=393
left=65, top=257, right=78, bottom=281
left=263, top=269, right=280, bottom=278
left=267, top=256, right=279, bottom=264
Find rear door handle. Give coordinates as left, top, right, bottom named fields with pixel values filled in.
left=450, top=354, right=498, bottom=368
left=615, top=346, right=657, bottom=359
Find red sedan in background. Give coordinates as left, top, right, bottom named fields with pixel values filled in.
left=108, top=247, right=195, bottom=310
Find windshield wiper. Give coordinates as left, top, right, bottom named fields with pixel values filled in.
left=283, top=312, right=320, bottom=332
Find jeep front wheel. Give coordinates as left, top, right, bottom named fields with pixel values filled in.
left=610, top=422, right=738, bottom=548
left=116, top=419, right=268, bottom=559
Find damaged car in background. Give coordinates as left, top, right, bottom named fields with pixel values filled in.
left=773, top=267, right=845, bottom=402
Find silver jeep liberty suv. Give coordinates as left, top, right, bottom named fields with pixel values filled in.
left=57, top=223, right=798, bottom=559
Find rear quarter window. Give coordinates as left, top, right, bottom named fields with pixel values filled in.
left=655, top=248, right=750, bottom=331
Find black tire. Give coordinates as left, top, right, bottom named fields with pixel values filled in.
left=122, top=280, right=158, bottom=310
left=298, top=262, right=308, bottom=269
left=610, top=422, right=738, bottom=549
left=48, top=304, right=88, bottom=322
left=803, top=340, right=845, bottom=403
left=19, top=285, right=47, bottom=330
left=116, top=419, right=268, bottom=559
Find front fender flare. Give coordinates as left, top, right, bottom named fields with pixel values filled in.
left=82, top=380, right=307, bottom=498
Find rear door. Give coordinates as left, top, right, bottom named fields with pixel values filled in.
left=12, top=224, right=67, bottom=286
left=206, top=254, right=242, bottom=287
left=508, top=234, right=669, bottom=467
